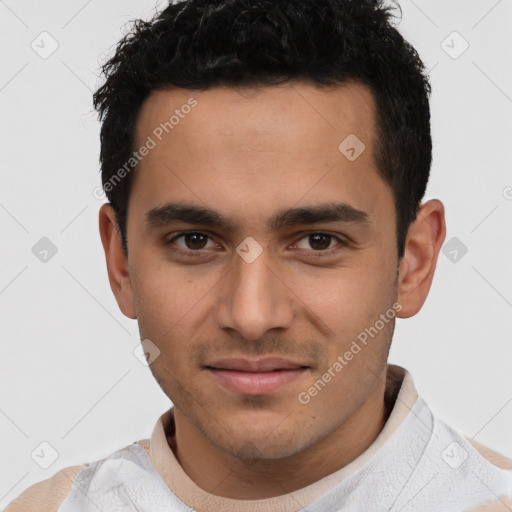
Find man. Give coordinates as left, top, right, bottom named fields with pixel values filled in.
left=5, top=0, right=511, bottom=510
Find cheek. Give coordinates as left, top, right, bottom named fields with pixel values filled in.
left=131, top=268, right=205, bottom=398
left=296, top=260, right=393, bottom=334
left=131, top=265, right=190, bottom=348
left=130, top=257, right=226, bottom=373
left=131, top=250, right=211, bottom=322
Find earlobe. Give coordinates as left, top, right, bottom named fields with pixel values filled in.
left=98, top=203, right=137, bottom=320
left=396, top=199, right=446, bottom=318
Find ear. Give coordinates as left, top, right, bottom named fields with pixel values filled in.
left=396, top=199, right=446, bottom=318
left=98, top=203, right=137, bottom=319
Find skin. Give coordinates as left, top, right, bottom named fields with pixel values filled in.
left=98, top=81, right=446, bottom=499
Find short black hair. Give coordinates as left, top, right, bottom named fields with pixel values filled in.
left=93, top=0, right=432, bottom=260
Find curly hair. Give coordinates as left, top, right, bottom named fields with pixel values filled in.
left=93, top=0, right=432, bottom=260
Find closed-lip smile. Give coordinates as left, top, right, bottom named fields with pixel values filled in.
left=205, top=357, right=310, bottom=395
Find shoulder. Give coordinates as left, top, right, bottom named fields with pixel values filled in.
left=462, top=437, right=512, bottom=512
left=430, top=410, right=512, bottom=475
left=464, top=437, right=512, bottom=471
left=3, top=463, right=88, bottom=512
left=403, top=407, right=512, bottom=510
left=3, top=440, right=151, bottom=512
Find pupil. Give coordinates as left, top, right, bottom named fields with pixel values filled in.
left=186, top=233, right=207, bottom=250
left=310, top=234, right=330, bottom=250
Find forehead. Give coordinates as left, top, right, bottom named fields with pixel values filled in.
left=129, top=81, right=391, bottom=230
left=135, top=81, right=377, bottom=152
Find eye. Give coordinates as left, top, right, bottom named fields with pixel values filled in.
left=292, top=233, right=345, bottom=253
left=166, top=232, right=218, bottom=253
left=165, top=231, right=347, bottom=259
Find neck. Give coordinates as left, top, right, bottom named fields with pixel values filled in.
left=169, top=378, right=391, bottom=500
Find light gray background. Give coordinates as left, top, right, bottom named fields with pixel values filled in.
left=1, top=0, right=511, bottom=507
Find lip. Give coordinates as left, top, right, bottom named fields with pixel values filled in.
left=205, top=357, right=309, bottom=395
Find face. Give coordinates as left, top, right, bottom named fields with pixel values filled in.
left=112, top=81, right=403, bottom=459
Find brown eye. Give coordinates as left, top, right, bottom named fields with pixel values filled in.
left=294, top=233, right=341, bottom=252
left=308, top=234, right=332, bottom=250
left=167, top=232, right=216, bottom=252
left=182, top=233, right=209, bottom=250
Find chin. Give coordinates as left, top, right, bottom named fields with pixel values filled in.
left=217, top=436, right=309, bottom=461
left=207, top=419, right=316, bottom=462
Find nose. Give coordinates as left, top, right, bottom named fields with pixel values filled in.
left=215, top=245, right=294, bottom=341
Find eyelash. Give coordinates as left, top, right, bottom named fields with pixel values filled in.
left=164, top=231, right=347, bottom=258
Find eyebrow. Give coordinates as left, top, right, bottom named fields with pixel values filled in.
left=145, top=201, right=370, bottom=231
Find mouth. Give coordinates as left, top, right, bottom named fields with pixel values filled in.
left=205, top=357, right=311, bottom=395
